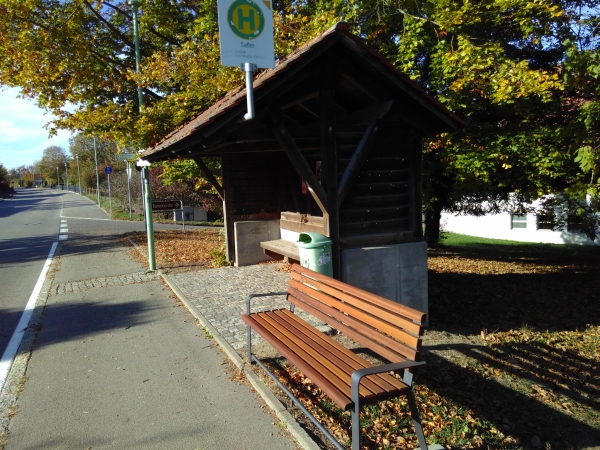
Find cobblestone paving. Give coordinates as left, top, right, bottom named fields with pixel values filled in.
left=50, top=271, right=162, bottom=296
left=169, top=264, right=324, bottom=350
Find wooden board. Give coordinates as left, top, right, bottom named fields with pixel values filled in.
left=260, top=240, right=300, bottom=261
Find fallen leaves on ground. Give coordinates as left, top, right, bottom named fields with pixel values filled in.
left=125, top=229, right=227, bottom=269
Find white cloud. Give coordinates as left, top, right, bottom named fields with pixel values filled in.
left=0, top=87, right=72, bottom=169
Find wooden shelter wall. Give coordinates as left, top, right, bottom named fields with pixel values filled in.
left=337, top=125, right=420, bottom=248
left=223, top=154, right=281, bottom=220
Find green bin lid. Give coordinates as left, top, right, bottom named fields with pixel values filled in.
left=296, top=232, right=332, bottom=248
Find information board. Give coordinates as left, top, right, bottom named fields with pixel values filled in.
left=217, top=0, right=274, bottom=69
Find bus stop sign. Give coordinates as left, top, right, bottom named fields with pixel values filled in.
left=217, top=0, right=274, bottom=69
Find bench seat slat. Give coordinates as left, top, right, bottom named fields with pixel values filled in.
left=257, top=311, right=380, bottom=399
left=243, top=310, right=409, bottom=410
left=289, top=287, right=419, bottom=362
left=292, top=265, right=426, bottom=323
left=271, top=310, right=406, bottom=394
left=242, top=312, right=355, bottom=410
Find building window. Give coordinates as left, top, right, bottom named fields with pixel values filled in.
left=536, top=214, right=555, bottom=230
left=511, top=214, right=527, bottom=229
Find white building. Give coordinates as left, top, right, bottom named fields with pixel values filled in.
left=441, top=197, right=600, bottom=246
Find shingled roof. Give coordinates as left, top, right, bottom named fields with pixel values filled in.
left=142, top=22, right=465, bottom=162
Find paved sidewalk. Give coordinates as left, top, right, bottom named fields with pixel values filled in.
left=168, top=264, right=324, bottom=351
left=1, top=208, right=299, bottom=449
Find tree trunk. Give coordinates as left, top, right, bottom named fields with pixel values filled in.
left=424, top=203, right=442, bottom=247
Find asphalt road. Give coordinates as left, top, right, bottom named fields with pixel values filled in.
left=2, top=189, right=296, bottom=449
left=0, top=188, right=63, bottom=358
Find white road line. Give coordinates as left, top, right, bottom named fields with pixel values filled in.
left=59, top=235, right=68, bottom=240
left=60, top=216, right=111, bottom=221
left=0, top=242, right=58, bottom=392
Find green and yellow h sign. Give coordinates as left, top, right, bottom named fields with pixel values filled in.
left=227, top=0, right=265, bottom=39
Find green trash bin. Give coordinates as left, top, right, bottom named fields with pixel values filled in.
left=296, top=232, right=333, bottom=277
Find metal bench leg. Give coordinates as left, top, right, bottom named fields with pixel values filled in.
left=247, top=324, right=253, bottom=364
left=351, top=398, right=361, bottom=450
left=407, top=390, right=429, bottom=450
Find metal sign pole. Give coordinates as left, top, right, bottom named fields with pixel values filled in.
left=140, top=170, right=146, bottom=230
left=108, top=173, right=112, bottom=212
left=243, top=62, right=256, bottom=120
left=127, top=162, right=132, bottom=218
left=181, top=201, right=186, bottom=233
left=143, top=167, right=156, bottom=270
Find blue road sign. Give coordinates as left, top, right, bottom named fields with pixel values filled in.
left=104, top=166, right=113, bottom=175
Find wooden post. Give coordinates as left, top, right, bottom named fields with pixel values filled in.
left=408, top=132, right=424, bottom=239
left=320, top=88, right=340, bottom=279
left=221, top=156, right=235, bottom=264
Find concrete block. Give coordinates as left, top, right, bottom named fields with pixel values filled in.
left=234, top=220, right=280, bottom=267
left=341, top=242, right=429, bottom=322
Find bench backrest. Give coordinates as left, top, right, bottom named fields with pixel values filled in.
left=288, top=264, right=425, bottom=363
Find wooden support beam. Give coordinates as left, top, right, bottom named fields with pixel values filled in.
left=269, top=111, right=328, bottom=212
left=337, top=120, right=379, bottom=208
left=192, top=156, right=224, bottom=202
left=320, top=88, right=340, bottom=278
left=221, top=156, right=235, bottom=264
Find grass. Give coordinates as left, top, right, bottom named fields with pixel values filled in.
left=440, top=231, right=599, bottom=256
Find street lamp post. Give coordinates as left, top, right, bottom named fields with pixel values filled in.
left=65, top=162, right=69, bottom=192
left=76, top=154, right=82, bottom=195
left=56, top=167, right=59, bottom=189
left=129, top=0, right=155, bottom=271
left=93, top=137, right=101, bottom=206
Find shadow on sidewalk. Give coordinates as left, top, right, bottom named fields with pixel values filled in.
left=20, top=299, right=155, bottom=350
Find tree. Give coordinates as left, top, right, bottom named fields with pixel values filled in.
left=340, top=0, right=600, bottom=244
left=36, top=145, right=69, bottom=184
left=0, top=0, right=338, bottom=148
left=0, top=163, right=8, bottom=184
left=68, top=133, right=120, bottom=188
left=150, top=164, right=222, bottom=216
left=3, top=1, right=598, bottom=242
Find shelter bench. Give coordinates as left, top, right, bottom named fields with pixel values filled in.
left=259, top=212, right=326, bottom=263
left=242, top=264, right=439, bottom=450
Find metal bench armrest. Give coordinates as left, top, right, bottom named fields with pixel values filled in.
left=245, top=292, right=289, bottom=315
left=351, top=360, right=425, bottom=396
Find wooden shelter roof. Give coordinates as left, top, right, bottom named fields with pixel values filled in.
left=142, top=22, right=465, bottom=162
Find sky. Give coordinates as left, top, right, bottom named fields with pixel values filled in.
left=0, top=87, right=73, bottom=170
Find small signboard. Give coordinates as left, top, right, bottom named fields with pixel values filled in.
left=151, top=199, right=183, bottom=212
left=104, top=166, right=113, bottom=175
left=217, top=0, right=274, bottom=69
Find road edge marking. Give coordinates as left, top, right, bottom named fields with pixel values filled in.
left=0, top=241, right=58, bottom=392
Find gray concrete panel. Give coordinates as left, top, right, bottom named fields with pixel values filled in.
left=341, top=241, right=429, bottom=321
left=234, top=220, right=280, bottom=267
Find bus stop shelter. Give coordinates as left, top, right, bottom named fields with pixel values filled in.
left=142, top=22, right=464, bottom=314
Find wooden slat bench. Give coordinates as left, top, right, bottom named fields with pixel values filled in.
left=242, top=264, right=440, bottom=450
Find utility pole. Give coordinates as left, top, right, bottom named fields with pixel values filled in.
left=93, top=137, right=101, bottom=206
left=129, top=0, right=155, bottom=270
